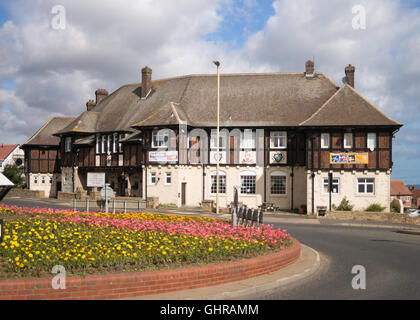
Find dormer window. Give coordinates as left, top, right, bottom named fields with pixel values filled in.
left=270, top=131, right=287, bottom=149
left=344, top=133, right=353, bottom=149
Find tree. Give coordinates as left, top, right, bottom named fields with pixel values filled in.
left=2, top=163, right=24, bottom=186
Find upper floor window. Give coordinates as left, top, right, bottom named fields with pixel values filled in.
left=240, top=129, right=256, bottom=149
left=65, top=137, right=72, bottom=152
left=96, top=135, right=100, bottom=154
left=210, top=130, right=227, bottom=149
left=321, top=133, right=330, bottom=149
left=367, top=133, right=376, bottom=150
left=101, top=135, right=106, bottom=154
left=119, top=133, right=125, bottom=152
left=152, top=130, right=169, bottom=148
left=113, top=133, right=118, bottom=153
left=270, top=131, right=287, bottom=149
left=344, top=133, right=353, bottom=149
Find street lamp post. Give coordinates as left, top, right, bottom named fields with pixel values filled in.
left=213, top=60, right=220, bottom=215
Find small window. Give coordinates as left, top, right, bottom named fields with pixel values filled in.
left=102, top=136, right=106, bottom=154
left=358, top=178, right=374, bottom=194
left=49, top=177, right=53, bottom=184
left=210, top=171, right=226, bottom=194
left=270, top=131, right=287, bottom=149
left=113, top=133, right=118, bottom=153
left=240, top=171, right=256, bottom=194
left=152, top=130, right=170, bottom=148
left=240, top=129, right=256, bottom=149
left=96, top=135, right=100, bottom=154
left=41, top=176, right=45, bottom=184
left=367, top=133, right=376, bottom=150
left=321, top=133, right=330, bottom=149
left=65, top=137, right=72, bottom=152
left=165, top=172, right=172, bottom=185
left=34, top=176, right=38, bottom=184
left=344, top=133, right=353, bottom=149
left=119, top=133, right=125, bottom=153
left=323, top=178, right=339, bottom=194
left=210, top=130, right=227, bottom=149
left=150, top=172, right=157, bottom=184
left=270, top=172, right=287, bottom=195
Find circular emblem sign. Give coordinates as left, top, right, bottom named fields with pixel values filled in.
left=273, top=152, right=283, bottom=163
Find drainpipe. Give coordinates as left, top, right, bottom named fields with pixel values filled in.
left=202, top=165, right=205, bottom=202
left=311, top=135, right=315, bottom=215
left=291, top=166, right=294, bottom=211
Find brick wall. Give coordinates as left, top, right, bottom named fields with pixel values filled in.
left=0, top=239, right=300, bottom=300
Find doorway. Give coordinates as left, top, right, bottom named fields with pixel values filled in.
left=181, top=182, right=186, bottom=206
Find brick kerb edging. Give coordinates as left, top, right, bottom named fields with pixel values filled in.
left=0, top=238, right=300, bottom=300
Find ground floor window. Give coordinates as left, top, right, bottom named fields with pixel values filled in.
left=323, top=177, right=339, bottom=194
left=358, top=178, right=374, bottom=194
left=210, top=171, right=226, bottom=194
left=150, top=172, right=157, bottom=184
left=165, top=172, right=172, bottom=185
left=240, top=171, right=256, bottom=194
left=270, top=172, right=287, bottom=195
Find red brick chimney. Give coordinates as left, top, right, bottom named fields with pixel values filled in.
left=141, top=66, right=152, bottom=98
left=86, top=99, right=96, bottom=111
left=95, top=89, right=109, bottom=105
left=305, top=60, right=314, bottom=77
left=345, top=64, right=355, bottom=88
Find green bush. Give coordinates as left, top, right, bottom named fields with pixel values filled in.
left=366, top=203, right=386, bottom=212
left=390, top=199, right=401, bottom=213
left=334, top=197, right=354, bottom=211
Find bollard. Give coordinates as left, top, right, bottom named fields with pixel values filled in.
left=73, top=199, right=76, bottom=211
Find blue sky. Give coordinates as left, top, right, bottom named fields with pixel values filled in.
left=0, top=0, right=419, bottom=184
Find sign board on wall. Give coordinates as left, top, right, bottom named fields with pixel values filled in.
left=149, top=151, right=178, bottom=162
left=87, top=172, right=106, bottom=187
left=330, top=153, right=368, bottom=164
left=210, top=151, right=227, bottom=164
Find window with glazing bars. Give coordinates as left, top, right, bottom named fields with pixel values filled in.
left=271, top=175, right=286, bottom=194
left=210, top=175, right=226, bottom=194
left=240, top=175, right=256, bottom=194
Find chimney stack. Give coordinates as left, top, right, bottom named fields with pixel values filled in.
left=141, top=66, right=152, bottom=99
left=305, top=60, right=314, bottom=78
left=345, top=64, right=355, bottom=88
left=86, top=99, right=96, bottom=111
left=95, top=89, right=109, bottom=105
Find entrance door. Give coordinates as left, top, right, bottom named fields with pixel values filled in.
left=181, top=183, right=186, bottom=206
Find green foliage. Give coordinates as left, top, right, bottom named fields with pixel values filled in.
left=2, top=164, right=24, bottom=186
left=366, top=203, right=386, bottom=212
left=390, top=199, right=401, bottom=213
left=334, top=197, right=354, bottom=211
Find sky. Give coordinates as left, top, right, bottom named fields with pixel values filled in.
left=0, top=0, right=419, bottom=183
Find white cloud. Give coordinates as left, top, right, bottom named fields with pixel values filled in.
left=0, top=0, right=420, bottom=181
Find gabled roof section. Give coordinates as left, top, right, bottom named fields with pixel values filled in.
left=55, top=111, right=100, bottom=135
left=0, top=144, right=19, bottom=160
left=300, top=84, right=402, bottom=127
left=391, top=180, right=412, bottom=196
left=23, top=117, right=75, bottom=146
left=132, top=102, right=189, bottom=127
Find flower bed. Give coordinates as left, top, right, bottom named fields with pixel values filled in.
left=0, top=205, right=293, bottom=278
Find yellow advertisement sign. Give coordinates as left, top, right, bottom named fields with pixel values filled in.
left=330, top=153, right=368, bottom=164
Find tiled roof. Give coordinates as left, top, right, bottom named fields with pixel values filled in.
left=0, top=144, right=19, bottom=160
left=391, top=180, right=412, bottom=196
left=23, top=117, right=75, bottom=146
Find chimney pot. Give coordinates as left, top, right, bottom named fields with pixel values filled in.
left=141, top=66, right=152, bottom=98
left=305, top=60, right=314, bottom=77
left=345, top=64, right=355, bottom=88
left=95, top=89, right=109, bottom=105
